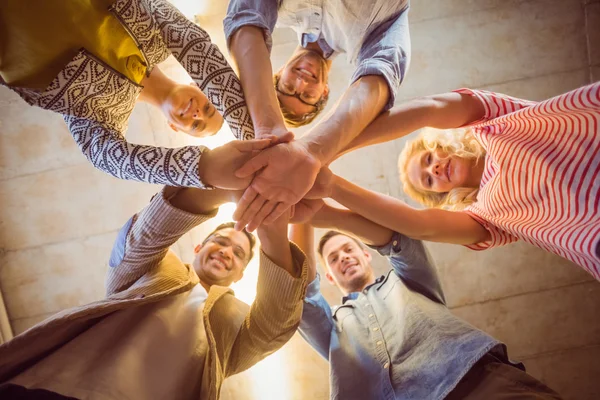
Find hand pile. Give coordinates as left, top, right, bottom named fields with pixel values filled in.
left=200, top=132, right=336, bottom=231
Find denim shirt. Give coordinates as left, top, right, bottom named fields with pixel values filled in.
left=224, top=0, right=411, bottom=111
left=299, top=233, right=501, bottom=400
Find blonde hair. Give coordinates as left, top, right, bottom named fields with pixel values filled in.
left=398, top=128, right=485, bottom=210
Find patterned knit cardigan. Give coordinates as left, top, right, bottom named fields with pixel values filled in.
left=5, top=0, right=254, bottom=188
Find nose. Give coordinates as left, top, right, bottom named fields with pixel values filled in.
left=295, top=77, right=308, bottom=91
left=218, top=247, right=232, bottom=259
left=428, top=162, right=442, bottom=176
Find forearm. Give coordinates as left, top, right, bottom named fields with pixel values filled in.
left=289, top=224, right=316, bottom=282
left=331, top=176, right=489, bottom=244
left=166, top=187, right=237, bottom=215
left=311, top=205, right=393, bottom=247
left=106, top=188, right=216, bottom=295
left=337, top=92, right=487, bottom=159
left=258, top=224, right=296, bottom=277
left=229, top=27, right=287, bottom=137
left=301, top=75, right=389, bottom=164
left=66, top=116, right=207, bottom=187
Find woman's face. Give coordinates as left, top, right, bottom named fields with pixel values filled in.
left=407, top=149, right=476, bottom=193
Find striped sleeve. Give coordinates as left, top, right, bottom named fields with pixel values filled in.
left=454, top=88, right=537, bottom=121
left=463, top=205, right=519, bottom=250
left=105, top=187, right=217, bottom=295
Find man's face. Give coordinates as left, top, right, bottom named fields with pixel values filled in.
left=162, top=83, right=224, bottom=137
left=276, top=49, right=330, bottom=118
left=322, top=234, right=375, bottom=294
left=193, top=228, right=251, bottom=287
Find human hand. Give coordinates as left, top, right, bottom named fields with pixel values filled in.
left=290, top=199, right=325, bottom=224
left=198, top=138, right=276, bottom=190
left=233, top=141, right=321, bottom=231
left=305, top=167, right=335, bottom=199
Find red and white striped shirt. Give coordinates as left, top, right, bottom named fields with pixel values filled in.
left=456, top=83, right=600, bottom=279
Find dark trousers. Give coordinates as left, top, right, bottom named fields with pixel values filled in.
left=0, top=384, right=78, bottom=400
left=447, top=353, right=563, bottom=399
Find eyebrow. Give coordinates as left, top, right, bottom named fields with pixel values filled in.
left=326, top=241, right=353, bottom=263
left=276, top=91, right=317, bottom=112
left=214, top=234, right=248, bottom=260
left=207, top=104, right=216, bottom=118
left=420, top=152, right=429, bottom=189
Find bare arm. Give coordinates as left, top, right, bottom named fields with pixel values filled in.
left=288, top=224, right=317, bottom=282
left=337, top=92, right=486, bottom=159
left=301, top=75, right=390, bottom=165
left=331, top=176, right=490, bottom=245
left=229, top=26, right=289, bottom=138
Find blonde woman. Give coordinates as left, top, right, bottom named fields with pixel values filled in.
left=309, top=82, right=600, bottom=279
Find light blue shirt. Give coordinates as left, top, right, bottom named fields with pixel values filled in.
left=299, top=233, right=506, bottom=400
left=224, top=0, right=411, bottom=110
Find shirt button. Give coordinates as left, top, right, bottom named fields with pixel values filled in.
left=376, top=341, right=383, bottom=346
left=369, top=314, right=374, bottom=318
left=393, top=240, right=398, bottom=247
left=373, top=327, right=379, bottom=332
left=383, top=362, right=389, bottom=369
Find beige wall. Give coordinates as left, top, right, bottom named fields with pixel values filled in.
left=0, top=0, right=599, bottom=399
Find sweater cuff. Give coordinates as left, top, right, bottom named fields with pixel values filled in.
left=258, top=242, right=309, bottom=302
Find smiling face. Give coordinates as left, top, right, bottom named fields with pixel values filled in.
left=321, top=234, right=375, bottom=295
left=407, top=149, right=478, bottom=194
left=192, top=228, right=251, bottom=287
left=163, top=83, right=224, bottom=137
left=276, top=49, right=330, bottom=118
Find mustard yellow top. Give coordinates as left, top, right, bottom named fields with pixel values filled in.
left=0, top=0, right=147, bottom=89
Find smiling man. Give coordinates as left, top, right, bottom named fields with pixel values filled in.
left=0, top=170, right=308, bottom=399
left=223, top=0, right=413, bottom=230
left=289, top=202, right=563, bottom=400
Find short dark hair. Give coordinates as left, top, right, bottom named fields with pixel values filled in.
left=202, top=222, right=256, bottom=263
left=273, top=73, right=329, bottom=127
left=317, top=230, right=364, bottom=264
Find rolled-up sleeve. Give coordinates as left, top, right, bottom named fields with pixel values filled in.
left=224, top=0, right=279, bottom=52
left=351, top=7, right=411, bottom=111
left=298, top=275, right=334, bottom=361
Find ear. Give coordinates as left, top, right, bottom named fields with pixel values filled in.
left=363, top=249, right=372, bottom=262
left=323, top=84, right=330, bottom=97
left=194, top=244, right=202, bottom=254
left=168, top=122, right=179, bottom=132
left=325, top=271, right=336, bottom=286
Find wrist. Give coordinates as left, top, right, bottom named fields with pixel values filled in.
left=298, top=136, right=327, bottom=164
left=197, top=148, right=213, bottom=187
left=311, top=205, right=335, bottom=228
left=329, top=175, right=344, bottom=200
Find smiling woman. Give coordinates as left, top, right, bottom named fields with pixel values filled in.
left=399, top=128, right=486, bottom=209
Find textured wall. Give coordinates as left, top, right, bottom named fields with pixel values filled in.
left=0, top=0, right=598, bottom=399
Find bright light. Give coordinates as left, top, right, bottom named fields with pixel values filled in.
left=248, top=348, right=291, bottom=400
left=168, top=0, right=210, bottom=19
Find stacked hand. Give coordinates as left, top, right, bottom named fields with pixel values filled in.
left=232, top=140, right=322, bottom=231
left=199, top=133, right=339, bottom=233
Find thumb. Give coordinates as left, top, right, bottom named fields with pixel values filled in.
left=234, top=139, right=273, bottom=153
left=277, top=131, right=295, bottom=143
left=235, top=151, right=269, bottom=178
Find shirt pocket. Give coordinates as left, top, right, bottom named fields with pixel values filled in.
left=332, top=304, right=355, bottom=333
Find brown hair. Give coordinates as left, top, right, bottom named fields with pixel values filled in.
left=202, top=222, right=256, bottom=263
left=317, top=230, right=364, bottom=265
